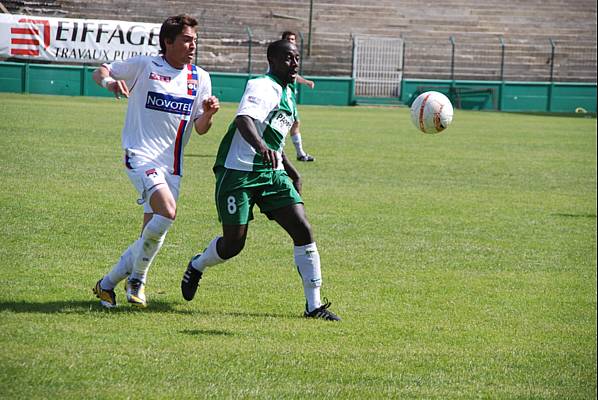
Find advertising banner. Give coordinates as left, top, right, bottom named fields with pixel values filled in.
left=0, top=14, right=160, bottom=63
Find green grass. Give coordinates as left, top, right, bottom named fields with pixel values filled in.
left=0, top=93, right=596, bottom=399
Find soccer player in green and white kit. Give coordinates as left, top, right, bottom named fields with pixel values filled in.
left=181, top=39, right=340, bottom=320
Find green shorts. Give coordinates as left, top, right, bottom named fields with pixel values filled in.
left=214, top=167, right=303, bottom=225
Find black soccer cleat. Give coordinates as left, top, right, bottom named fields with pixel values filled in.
left=304, top=299, right=341, bottom=321
left=181, top=260, right=203, bottom=301
left=297, top=154, right=315, bottom=162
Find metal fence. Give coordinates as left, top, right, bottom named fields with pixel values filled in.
left=197, top=29, right=596, bottom=88
left=402, top=36, right=597, bottom=83
left=352, top=36, right=404, bottom=97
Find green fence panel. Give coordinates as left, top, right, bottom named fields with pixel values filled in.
left=400, top=79, right=452, bottom=104
left=501, top=82, right=550, bottom=112
left=550, top=83, right=597, bottom=113
left=450, top=81, right=501, bottom=110
left=28, top=64, right=82, bottom=96
left=210, top=72, right=249, bottom=103
left=1, top=62, right=595, bottom=113
left=401, top=78, right=596, bottom=113
left=298, top=76, right=354, bottom=106
left=83, top=67, right=112, bottom=97
left=400, top=79, right=501, bottom=110
left=0, top=62, right=25, bottom=93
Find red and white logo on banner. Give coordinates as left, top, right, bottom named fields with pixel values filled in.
left=10, top=18, right=50, bottom=56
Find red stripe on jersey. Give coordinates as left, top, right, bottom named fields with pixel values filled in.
left=187, top=64, right=193, bottom=96
left=173, top=119, right=187, bottom=176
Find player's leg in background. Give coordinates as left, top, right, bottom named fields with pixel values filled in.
left=291, top=120, right=315, bottom=162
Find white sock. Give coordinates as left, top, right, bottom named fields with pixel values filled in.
left=294, top=242, right=322, bottom=312
left=130, top=214, right=173, bottom=283
left=291, top=133, right=306, bottom=157
left=190, top=236, right=225, bottom=272
left=101, top=244, right=135, bottom=290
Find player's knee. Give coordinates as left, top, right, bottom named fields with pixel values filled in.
left=292, top=220, right=314, bottom=246
left=220, top=237, right=245, bottom=259
left=160, top=207, right=177, bottom=221
left=149, top=188, right=177, bottom=220
left=222, top=244, right=243, bottom=259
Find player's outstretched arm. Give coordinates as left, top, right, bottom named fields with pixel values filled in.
left=236, top=115, right=278, bottom=169
left=194, top=96, right=220, bottom=135
left=296, top=74, right=315, bottom=89
left=92, top=66, right=129, bottom=99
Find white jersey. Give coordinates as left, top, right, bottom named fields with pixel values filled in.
left=104, top=55, right=211, bottom=176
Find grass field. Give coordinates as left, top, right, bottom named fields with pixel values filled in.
left=0, top=93, right=596, bottom=399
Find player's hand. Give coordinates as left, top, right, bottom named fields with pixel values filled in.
left=291, top=176, right=302, bottom=195
left=258, top=145, right=278, bottom=170
left=306, top=80, right=315, bottom=89
left=108, top=80, right=129, bottom=99
left=203, top=96, right=220, bottom=115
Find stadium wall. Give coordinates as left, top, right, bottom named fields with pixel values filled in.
left=400, top=80, right=597, bottom=113
left=0, top=61, right=595, bottom=113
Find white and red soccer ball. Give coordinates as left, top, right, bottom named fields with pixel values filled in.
left=410, top=91, right=454, bottom=134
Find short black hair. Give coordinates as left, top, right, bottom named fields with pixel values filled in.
left=267, top=39, right=294, bottom=63
left=281, top=31, right=296, bottom=40
left=159, top=14, right=198, bottom=55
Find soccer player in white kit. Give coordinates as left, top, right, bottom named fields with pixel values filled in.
left=91, top=15, right=220, bottom=308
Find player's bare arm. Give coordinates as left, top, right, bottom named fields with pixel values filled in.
left=92, top=65, right=130, bottom=99
left=194, top=95, right=220, bottom=135
left=235, top=115, right=279, bottom=169
left=296, top=74, right=315, bottom=89
left=282, top=151, right=302, bottom=194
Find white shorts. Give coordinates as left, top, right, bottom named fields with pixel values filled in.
left=125, top=152, right=181, bottom=213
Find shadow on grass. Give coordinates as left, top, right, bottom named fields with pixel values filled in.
left=553, top=213, right=597, bottom=218
left=180, top=329, right=235, bottom=336
left=218, top=310, right=300, bottom=320
left=0, top=300, right=301, bottom=320
left=0, top=300, right=194, bottom=314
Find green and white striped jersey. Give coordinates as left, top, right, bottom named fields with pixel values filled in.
left=214, top=74, right=297, bottom=172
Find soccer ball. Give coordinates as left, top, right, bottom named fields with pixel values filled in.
left=410, top=91, right=454, bottom=134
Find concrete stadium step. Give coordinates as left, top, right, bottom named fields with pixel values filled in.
left=3, top=0, right=595, bottom=81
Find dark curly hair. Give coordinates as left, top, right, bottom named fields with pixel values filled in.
left=281, top=31, right=297, bottom=40
left=159, top=15, right=198, bottom=55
